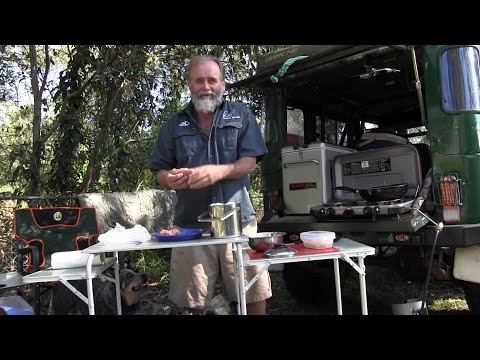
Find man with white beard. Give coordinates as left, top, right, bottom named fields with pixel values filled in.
left=149, top=55, right=271, bottom=315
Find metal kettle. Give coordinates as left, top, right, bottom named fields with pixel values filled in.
left=198, top=202, right=242, bottom=238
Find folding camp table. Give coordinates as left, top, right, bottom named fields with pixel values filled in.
left=82, top=235, right=249, bottom=315
left=236, top=238, right=375, bottom=315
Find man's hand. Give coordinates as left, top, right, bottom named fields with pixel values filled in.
left=187, top=165, right=224, bottom=189
left=161, top=168, right=192, bottom=189
left=157, top=157, right=256, bottom=190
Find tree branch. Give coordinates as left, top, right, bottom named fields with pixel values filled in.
left=39, top=45, right=50, bottom=96
left=41, top=69, right=97, bottom=143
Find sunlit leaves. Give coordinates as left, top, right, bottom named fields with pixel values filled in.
left=0, top=45, right=284, bottom=196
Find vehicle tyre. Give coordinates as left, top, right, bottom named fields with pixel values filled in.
left=462, top=281, right=480, bottom=314
left=396, top=247, right=425, bottom=281
left=282, top=260, right=350, bottom=304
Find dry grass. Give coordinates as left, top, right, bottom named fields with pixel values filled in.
left=430, top=297, right=468, bottom=312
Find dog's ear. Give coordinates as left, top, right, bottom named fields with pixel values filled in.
left=124, top=254, right=139, bottom=272
left=103, top=267, right=115, bottom=278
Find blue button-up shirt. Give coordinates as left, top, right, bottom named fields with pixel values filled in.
left=149, top=100, right=267, bottom=227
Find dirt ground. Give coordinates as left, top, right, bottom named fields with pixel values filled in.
left=137, top=260, right=470, bottom=316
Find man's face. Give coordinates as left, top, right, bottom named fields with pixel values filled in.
left=189, top=60, right=225, bottom=114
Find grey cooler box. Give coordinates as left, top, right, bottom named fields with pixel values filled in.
left=282, top=142, right=355, bottom=214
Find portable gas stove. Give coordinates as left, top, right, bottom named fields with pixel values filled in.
left=310, top=198, right=415, bottom=221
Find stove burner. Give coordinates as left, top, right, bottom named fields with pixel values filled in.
left=325, top=199, right=403, bottom=207
left=310, top=199, right=415, bottom=221
left=325, top=201, right=358, bottom=207
left=375, top=199, right=402, bottom=206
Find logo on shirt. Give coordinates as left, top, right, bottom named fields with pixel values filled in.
left=223, top=110, right=240, bottom=120
left=179, top=121, right=190, bottom=127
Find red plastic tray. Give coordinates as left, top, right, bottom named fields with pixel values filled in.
left=246, top=242, right=340, bottom=260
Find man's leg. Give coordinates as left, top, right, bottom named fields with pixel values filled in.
left=242, top=219, right=271, bottom=315
left=247, top=300, right=267, bottom=315
left=220, top=218, right=272, bottom=315
left=169, top=245, right=219, bottom=314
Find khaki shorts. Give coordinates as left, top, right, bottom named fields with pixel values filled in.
left=168, top=219, right=272, bottom=308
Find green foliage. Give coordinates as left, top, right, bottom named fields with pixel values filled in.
left=0, top=105, right=35, bottom=193
left=0, top=45, right=285, bottom=285
left=0, top=45, right=283, bottom=196
left=250, top=166, right=264, bottom=220
left=129, top=250, right=171, bottom=284
left=0, top=46, right=29, bottom=103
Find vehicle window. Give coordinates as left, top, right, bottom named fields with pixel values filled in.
left=322, top=118, right=346, bottom=145
left=287, top=108, right=304, bottom=146
left=441, top=46, right=480, bottom=112
left=407, top=126, right=429, bottom=145
left=259, top=99, right=268, bottom=141
left=364, top=122, right=378, bottom=131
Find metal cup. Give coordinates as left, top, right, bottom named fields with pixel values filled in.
left=209, top=203, right=226, bottom=237
left=224, top=202, right=241, bottom=237
left=198, top=202, right=242, bottom=238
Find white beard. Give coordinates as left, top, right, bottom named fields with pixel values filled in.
left=192, top=92, right=223, bottom=114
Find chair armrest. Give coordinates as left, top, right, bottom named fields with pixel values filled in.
left=16, top=245, right=40, bottom=273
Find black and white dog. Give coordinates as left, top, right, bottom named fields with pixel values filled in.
left=49, top=261, right=148, bottom=315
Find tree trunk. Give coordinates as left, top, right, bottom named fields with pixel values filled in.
left=27, top=45, right=45, bottom=195
left=81, top=85, right=123, bottom=192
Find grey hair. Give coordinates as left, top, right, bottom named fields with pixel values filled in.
left=184, top=55, right=225, bottom=82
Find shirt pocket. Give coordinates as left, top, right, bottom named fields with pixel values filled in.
left=217, top=121, right=242, bottom=152
left=172, top=126, right=199, bottom=166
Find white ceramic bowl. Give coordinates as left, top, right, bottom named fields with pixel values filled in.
left=300, top=231, right=335, bottom=249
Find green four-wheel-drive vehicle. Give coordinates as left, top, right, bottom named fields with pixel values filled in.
left=229, top=45, right=480, bottom=312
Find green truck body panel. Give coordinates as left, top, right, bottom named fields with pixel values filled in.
left=424, top=45, right=480, bottom=223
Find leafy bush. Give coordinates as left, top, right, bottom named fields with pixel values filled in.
left=129, top=249, right=171, bottom=284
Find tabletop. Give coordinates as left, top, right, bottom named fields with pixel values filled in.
left=241, top=238, right=375, bottom=266
left=82, top=235, right=249, bottom=254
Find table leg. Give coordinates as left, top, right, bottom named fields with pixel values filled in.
left=358, top=256, right=368, bottom=315
left=233, top=244, right=240, bottom=315
left=333, top=258, right=343, bottom=315
left=86, top=254, right=95, bottom=315
left=235, top=242, right=247, bottom=315
left=114, top=251, right=122, bottom=315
